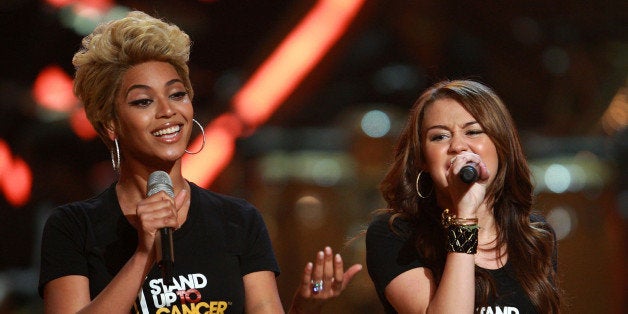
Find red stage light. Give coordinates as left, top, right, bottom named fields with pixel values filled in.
left=233, top=0, right=365, bottom=129
left=70, top=108, right=98, bottom=140
left=184, top=0, right=365, bottom=188
left=0, top=139, right=33, bottom=207
left=182, top=113, right=243, bottom=188
left=1, top=158, right=32, bottom=207
left=33, top=65, right=78, bottom=113
left=44, top=0, right=74, bottom=8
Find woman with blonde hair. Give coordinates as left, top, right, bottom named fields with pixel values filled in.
left=39, top=11, right=361, bottom=314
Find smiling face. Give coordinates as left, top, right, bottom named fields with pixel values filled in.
left=108, top=61, right=193, bottom=170
left=420, top=98, right=499, bottom=198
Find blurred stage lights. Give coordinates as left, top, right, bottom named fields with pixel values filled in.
left=0, top=139, right=32, bottom=207
left=259, top=151, right=355, bottom=186
left=2, top=0, right=365, bottom=208
left=530, top=152, right=609, bottom=194
left=360, top=110, right=391, bottom=138
left=544, top=164, right=571, bottom=193
left=600, top=85, right=627, bottom=135
left=53, top=1, right=128, bottom=36
left=32, top=65, right=77, bottom=114
left=546, top=205, right=577, bottom=241
left=295, top=195, right=325, bottom=230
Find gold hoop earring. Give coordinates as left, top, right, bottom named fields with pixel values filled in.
left=111, top=138, right=120, bottom=172
left=185, top=119, right=206, bottom=155
left=415, top=170, right=433, bottom=199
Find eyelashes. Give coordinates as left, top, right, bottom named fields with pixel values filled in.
left=128, top=91, right=189, bottom=107
left=427, top=129, right=485, bottom=142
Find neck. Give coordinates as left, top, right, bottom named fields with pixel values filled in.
left=476, top=206, right=503, bottom=255
left=115, top=160, right=188, bottom=214
left=476, top=206, right=496, bottom=235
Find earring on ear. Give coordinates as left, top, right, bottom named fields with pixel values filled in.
left=415, top=170, right=433, bottom=199
left=111, top=138, right=121, bottom=172
left=185, top=119, right=206, bottom=154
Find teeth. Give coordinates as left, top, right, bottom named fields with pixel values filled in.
left=153, top=125, right=180, bottom=136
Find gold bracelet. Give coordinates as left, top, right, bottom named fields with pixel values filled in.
left=441, top=209, right=479, bottom=227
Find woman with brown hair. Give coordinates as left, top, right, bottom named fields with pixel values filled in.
left=366, top=80, right=561, bottom=313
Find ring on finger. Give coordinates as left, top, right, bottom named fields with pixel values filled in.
left=311, top=279, right=324, bottom=294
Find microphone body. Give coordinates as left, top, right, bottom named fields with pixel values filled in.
left=147, top=170, right=175, bottom=285
left=459, top=164, right=479, bottom=184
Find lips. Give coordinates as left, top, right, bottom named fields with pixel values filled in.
left=152, top=125, right=181, bottom=137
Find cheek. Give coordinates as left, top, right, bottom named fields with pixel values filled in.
left=180, top=101, right=194, bottom=118
left=422, top=144, right=444, bottom=165
left=481, top=144, right=499, bottom=176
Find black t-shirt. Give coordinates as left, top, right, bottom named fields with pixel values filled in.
left=39, top=182, right=279, bottom=313
left=366, top=212, right=551, bottom=314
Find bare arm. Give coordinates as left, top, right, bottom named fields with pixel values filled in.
left=43, top=189, right=188, bottom=314
left=385, top=253, right=475, bottom=314
left=384, top=267, right=435, bottom=313
left=243, top=271, right=285, bottom=314
left=384, top=152, right=487, bottom=313
left=426, top=253, right=476, bottom=313
left=43, top=251, right=154, bottom=314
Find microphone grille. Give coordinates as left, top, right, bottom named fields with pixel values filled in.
left=147, top=171, right=174, bottom=198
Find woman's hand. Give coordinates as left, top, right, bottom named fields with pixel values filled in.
left=134, top=189, right=188, bottom=256
left=289, top=246, right=362, bottom=314
left=447, top=151, right=490, bottom=217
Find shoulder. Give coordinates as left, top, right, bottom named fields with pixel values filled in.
left=529, top=212, right=555, bottom=235
left=189, top=182, right=264, bottom=224
left=366, top=210, right=421, bottom=268
left=191, top=183, right=257, bottom=210
left=367, top=210, right=415, bottom=242
left=44, top=185, right=117, bottom=228
left=530, top=212, right=547, bottom=223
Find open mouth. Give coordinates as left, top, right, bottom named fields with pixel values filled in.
left=152, top=125, right=181, bottom=137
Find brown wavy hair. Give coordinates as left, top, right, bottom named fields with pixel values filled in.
left=379, top=80, right=561, bottom=312
left=72, top=11, right=193, bottom=150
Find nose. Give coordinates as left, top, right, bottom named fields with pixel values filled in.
left=155, top=97, right=175, bottom=118
left=448, top=132, right=469, bottom=154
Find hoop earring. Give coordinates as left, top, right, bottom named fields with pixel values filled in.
left=185, top=119, right=206, bottom=154
left=111, top=138, right=120, bottom=172
left=415, top=170, right=433, bottom=199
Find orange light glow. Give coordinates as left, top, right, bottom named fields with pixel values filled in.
left=184, top=0, right=364, bottom=188
left=0, top=140, right=10, bottom=176
left=233, top=0, right=365, bottom=128
left=44, top=0, right=75, bottom=8
left=1, top=158, right=33, bottom=207
left=33, top=65, right=78, bottom=112
left=600, top=86, right=627, bottom=135
left=70, top=108, right=98, bottom=140
left=75, top=0, right=114, bottom=13
left=182, top=114, right=243, bottom=187
left=0, top=139, right=33, bottom=207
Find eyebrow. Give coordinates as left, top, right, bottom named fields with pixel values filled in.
left=124, top=79, right=184, bottom=97
left=424, top=121, right=479, bottom=132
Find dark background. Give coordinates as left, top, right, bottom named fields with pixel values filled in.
left=0, top=0, right=626, bottom=312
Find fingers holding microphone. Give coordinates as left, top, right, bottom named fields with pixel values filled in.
left=135, top=177, right=187, bottom=256
left=135, top=190, right=178, bottom=254
left=449, top=152, right=490, bottom=184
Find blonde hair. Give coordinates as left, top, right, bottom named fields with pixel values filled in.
left=72, top=11, right=193, bottom=148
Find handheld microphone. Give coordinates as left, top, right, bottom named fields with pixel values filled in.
left=147, top=170, right=175, bottom=285
left=459, top=164, right=479, bottom=184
